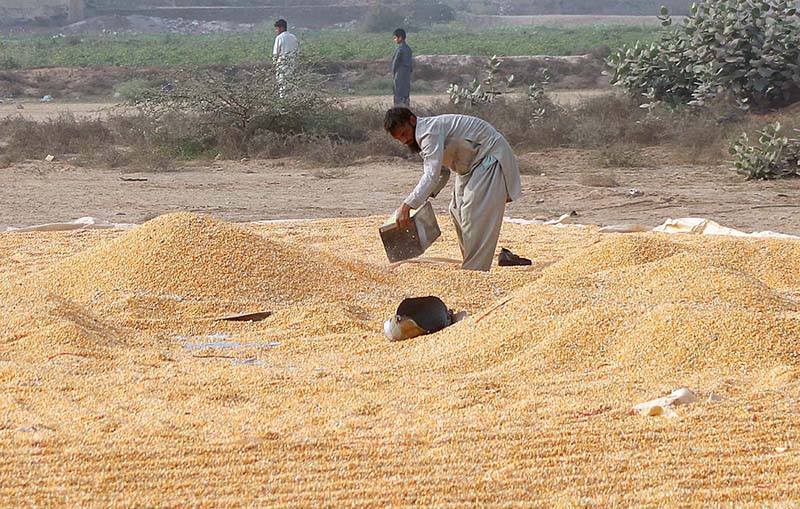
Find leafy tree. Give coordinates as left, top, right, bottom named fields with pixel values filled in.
left=607, top=0, right=800, bottom=111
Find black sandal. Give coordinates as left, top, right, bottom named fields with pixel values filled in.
left=498, top=247, right=532, bottom=266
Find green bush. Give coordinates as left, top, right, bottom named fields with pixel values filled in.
left=730, top=121, right=800, bottom=179
left=448, top=55, right=515, bottom=107
left=113, top=79, right=149, bottom=102
left=0, top=55, right=20, bottom=70
left=607, top=0, right=800, bottom=111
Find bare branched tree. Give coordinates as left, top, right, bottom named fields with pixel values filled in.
left=133, top=59, right=332, bottom=151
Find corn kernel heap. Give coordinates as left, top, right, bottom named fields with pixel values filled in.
left=0, top=212, right=798, bottom=506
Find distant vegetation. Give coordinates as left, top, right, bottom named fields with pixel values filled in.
left=88, top=0, right=692, bottom=16
left=0, top=25, right=659, bottom=69
left=451, top=0, right=692, bottom=15
left=608, top=0, right=800, bottom=111
left=88, top=0, right=344, bottom=6
left=362, top=2, right=455, bottom=33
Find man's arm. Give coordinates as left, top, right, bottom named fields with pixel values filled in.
left=391, top=47, right=400, bottom=74
left=403, top=45, right=413, bottom=72
left=429, top=168, right=450, bottom=198
left=396, top=161, right=447, bottom=229
left=272, top=35, right=281, bottom=58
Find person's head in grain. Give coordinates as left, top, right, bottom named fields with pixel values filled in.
left=274, top=19, right=287, bottom=35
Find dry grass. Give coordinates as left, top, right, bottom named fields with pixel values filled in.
left=577, top=172, right=620, bottom=187
left=0, top=114, right=112, bottom=161
left=2, top=93, right=788, bottom=171
left=594, top=142, right=648, bottom=168
left=1, top=213, right=799, bottom=506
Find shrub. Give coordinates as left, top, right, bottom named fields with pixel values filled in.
left=607, top=0, right=800, bottom=111
left=594, top=143, right=646, bottom=168
left=565, top=94, right=653, bottom=146
left=0, top=55, right=20, bottom=71
left=113, top=79, right=149, bottom=102
left=133, top=61, right=342, bottom=156
left=0, top=114, right=112, bottom=160
left=730, top=121, right=800, bottom=179
left=448, top=55, right=515, bottom=107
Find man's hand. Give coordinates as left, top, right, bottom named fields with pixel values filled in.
left=396, top=202, right=412, bottom=229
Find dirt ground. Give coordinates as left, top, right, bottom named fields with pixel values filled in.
left=3, top=146, right=800, bottom=236
left=6, top=92, right=798, bottom=235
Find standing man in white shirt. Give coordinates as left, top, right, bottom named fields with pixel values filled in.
left=272, top=19, right=299, bottom=94
left=383, top=107, right=522, bottom=271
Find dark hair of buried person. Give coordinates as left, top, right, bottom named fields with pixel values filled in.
left=274, top=19, right=287, bottom=29
left=393, top=28, right=406, bottom=39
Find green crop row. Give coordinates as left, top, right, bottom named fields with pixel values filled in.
left=0, top=24, right=660, bottom=69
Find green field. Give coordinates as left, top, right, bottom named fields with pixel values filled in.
left=0, top=24, right=660, bottom=69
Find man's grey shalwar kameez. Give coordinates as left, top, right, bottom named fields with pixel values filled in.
left=404, top=114, right=522, bottom=271
left=391, top=42, right=413, bottom=107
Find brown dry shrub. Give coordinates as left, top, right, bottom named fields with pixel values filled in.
left=577, top=172, right=620, bottom=187
left=518, top=158, right=544, bottom=175
left=593, top=143, right=648, bottom=168
left=669, top=120, right=732, bottom=164
left=443, top=96, right=574, bottom=150
left=0, top=114, right=112, bottom=160
left=0, top=71, right=25, bottom=96
left=566, top=93, right=657, bottom=146
left=103, top=113, right=181, bottom=170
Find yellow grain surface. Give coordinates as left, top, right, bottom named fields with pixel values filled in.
left=0, top=212, right=799, bottom=507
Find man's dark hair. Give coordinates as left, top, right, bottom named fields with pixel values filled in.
left=275, top=19, right=288, bottom=30
left=393, top=28, right=406, bottom=40
left=384, top=107, right=415, bottom=132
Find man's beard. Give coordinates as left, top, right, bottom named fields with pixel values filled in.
left=406, top=139, right=421, bottom=153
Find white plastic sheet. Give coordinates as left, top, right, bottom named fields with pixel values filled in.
left=5, top=217, right=136, bottom=233
left=507, top=215, right=799, bottom=240
left=651, top=217, right=799, bottom=239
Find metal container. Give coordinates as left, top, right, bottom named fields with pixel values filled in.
left=379, top=201, right=441, bottom=263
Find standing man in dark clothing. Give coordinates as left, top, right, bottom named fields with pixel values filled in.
left=391, top=28, right=413, bottom=107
